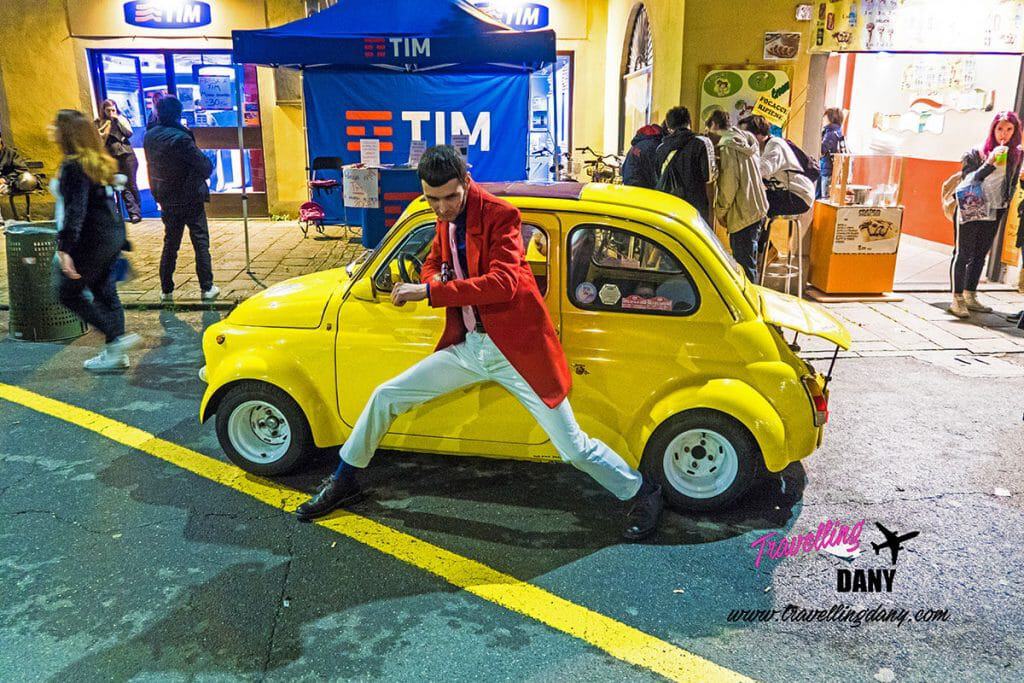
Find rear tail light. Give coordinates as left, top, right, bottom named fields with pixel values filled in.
left=802, top=375, right=829, bottom=426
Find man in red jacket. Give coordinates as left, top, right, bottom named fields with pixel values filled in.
left=297, top=145, right=663, bottom=540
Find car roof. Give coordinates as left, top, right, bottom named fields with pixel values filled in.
left=407, top=182, right=703, bottom=239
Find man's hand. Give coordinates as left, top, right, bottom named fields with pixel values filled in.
left=391, top=282, right=428, bottom=307
left=58, top=251, right=81, bottom=280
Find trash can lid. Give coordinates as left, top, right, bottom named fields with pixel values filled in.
left=3, top=221, right=57, bottom=235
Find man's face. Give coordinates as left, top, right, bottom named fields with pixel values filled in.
left=422, top=175, right=469, bottom=223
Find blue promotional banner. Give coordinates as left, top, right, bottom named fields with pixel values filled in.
left=304, top=68, right=529, bottom=222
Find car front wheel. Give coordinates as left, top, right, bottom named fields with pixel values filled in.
left=641, top=410, right=760, bottom=511
left=215, top=381, right=313, bottom=476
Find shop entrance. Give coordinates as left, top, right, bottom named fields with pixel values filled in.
left=528, top=53, right=573, bottom=181
left=88, top=49, right=268, bottom=219
left=821, top=51, right=1023, bottom=290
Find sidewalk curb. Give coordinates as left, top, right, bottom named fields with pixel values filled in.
left=0, top=301, right=237, bottom=312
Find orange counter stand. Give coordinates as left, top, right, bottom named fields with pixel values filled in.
left=809, top=201, right=902, bottom=296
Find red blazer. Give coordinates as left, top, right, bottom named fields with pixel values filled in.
left=421, top=182, right=571, bottom=408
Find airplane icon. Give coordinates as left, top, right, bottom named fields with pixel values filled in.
left=872, top=523, right=919, bottom=565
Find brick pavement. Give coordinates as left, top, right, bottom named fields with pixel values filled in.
left=2, top=217, right=1023, bottom=356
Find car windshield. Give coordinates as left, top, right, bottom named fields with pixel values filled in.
left=690, top=214, right=745, bottom=285
left=345, top=249, right=375, bottom=279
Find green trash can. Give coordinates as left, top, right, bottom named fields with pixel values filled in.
left=4, top=221, right=87, bottom=342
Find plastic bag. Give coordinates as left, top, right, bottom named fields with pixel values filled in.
left=955, top=180, right=990, bottom=223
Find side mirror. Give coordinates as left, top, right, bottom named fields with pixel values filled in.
left=349, top=277, right=377, bottom=302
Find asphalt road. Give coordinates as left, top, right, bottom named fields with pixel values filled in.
left=1, top=310, right=1022, bottom=682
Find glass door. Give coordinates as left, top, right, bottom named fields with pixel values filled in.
left=90, top=49, right=267, bottom=219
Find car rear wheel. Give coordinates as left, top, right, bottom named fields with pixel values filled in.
left=215, top=381, right=313, bottom=476
left=641, top=410, right=760, bottom=511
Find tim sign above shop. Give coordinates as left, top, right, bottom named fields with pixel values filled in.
left=123, top=1, right=212, bottom=29
left=473, top=2, right=550, bottom=31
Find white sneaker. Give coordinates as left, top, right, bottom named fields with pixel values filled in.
left=107, top=333, right=140, bottom=355
left=963, top=291, right=992, bottom=313
left=161, top=292, right=174, bottom=304
left=84, top=349, right=129, bottom=372
left=947, top=296, right=971, bottom=319
left=201, top=285, right=220, bottom=301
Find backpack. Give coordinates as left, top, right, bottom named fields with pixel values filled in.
left=940, top=171, right=962, bottom=221
left=785, top=139, right=821, bottom=183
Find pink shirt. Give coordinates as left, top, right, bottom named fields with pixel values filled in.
left=447, top=221, right=478, bottom=331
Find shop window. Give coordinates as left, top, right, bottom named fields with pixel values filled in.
left=567, top=225, right=698, bottom=315
left=522, top=223, right=549, bottom=295
left=375, top=223, right=436, bottom=292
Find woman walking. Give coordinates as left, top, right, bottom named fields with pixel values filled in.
left=53, top=109, right=139, bottom=371
left=95, top=100, right=142, bottom=223
left=948, top=111, right=1023, bottom=318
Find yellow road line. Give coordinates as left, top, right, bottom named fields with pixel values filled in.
left=0, top=382, right=753, bottom=683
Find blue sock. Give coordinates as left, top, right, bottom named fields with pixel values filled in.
left=332, top=459, right=356, bottom=481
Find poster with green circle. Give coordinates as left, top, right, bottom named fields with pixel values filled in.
left=703, top=71, right=743, bottom=98
left=748, top=71, right=777, bottom=92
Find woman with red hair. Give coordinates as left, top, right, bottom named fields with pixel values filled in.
left=949, top=111, right=1023, bottom=318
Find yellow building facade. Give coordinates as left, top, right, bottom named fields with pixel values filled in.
left=0, top=0, right=815, bottom=218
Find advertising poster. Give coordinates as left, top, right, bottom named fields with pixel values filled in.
left=764, top=31, right=802, bottom=60
left=699, top=67, right=792, bottom=130
left=197, top=74, right=233, bottom=110
left=833, top=206, right=903, bottom=254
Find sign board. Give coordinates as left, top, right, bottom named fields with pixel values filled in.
left=360, top=139, right=381, bottom=167
left=407, top=139, right=427, bottom=167
left=343, top=166, right=380, bottom=209
left=752, top=96, right=791, bottom=127
left=452, top=134, right=470, bottom=162
left=832, top=206, right=903, bottom=254
left=197, top=74, right=233, bottom=110
left=123, top=1, right=211, bottom=30
left=473, top=2, right=550, bottom=31
left=699, top=67, right=792, bottom=130
left=764, top=31, right=801, bottom=60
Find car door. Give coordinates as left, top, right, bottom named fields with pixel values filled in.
left=557, top=213, right=736, bottom=461
left=334, top=211, right=561, bottom=447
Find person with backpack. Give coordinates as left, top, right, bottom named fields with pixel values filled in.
left=947, top=111, right=1023, bottom=319
left=52, top=109, right=139, bottom=372
left=621, top=123, right=665, bottom=189
left=706, top=110, right=768, bottom=281
left=738, top=115, right=816, bottom=218
left=656, top=106, right=717, bottom=224
left=819, top=108, right=848, bottom=199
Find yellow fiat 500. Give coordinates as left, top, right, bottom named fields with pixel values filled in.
left=200, top=183, right=850, bottom=511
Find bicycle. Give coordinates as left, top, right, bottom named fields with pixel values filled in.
left=575, top=146, right=624, bottom=184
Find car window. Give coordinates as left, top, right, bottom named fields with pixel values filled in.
left=567, top=225, right=698, bottom=315
left=521, top=223, right=549, bottom=296
left=373, top=223, right=435, bottom=292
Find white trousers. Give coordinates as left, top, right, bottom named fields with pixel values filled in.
left=339, top=331, right=644, bottom=501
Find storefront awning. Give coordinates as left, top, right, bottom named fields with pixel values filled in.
left=232, top=0, right=556, bottom=69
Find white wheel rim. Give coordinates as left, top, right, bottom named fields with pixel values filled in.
left=227, top=400, right=292, bottom=464
left=662, top=428, right=738, bottom=499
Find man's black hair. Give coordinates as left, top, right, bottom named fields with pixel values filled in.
left=417, top=144, right=468, bottom=187
left=156, top=96, right=184, bottom=125
left=738, top=114, right=771, bottom=137
left=705, top=109, right=731, bottom=130
left=665, top=106, right=692, bottom=131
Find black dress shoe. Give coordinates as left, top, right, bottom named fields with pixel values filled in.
left=296, top=476, right=363, bottom=521
left=623, top=484, right=663, bottom=541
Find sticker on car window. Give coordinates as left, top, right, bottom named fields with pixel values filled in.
left=622, top=295, right=674, bottom=311
left=599, top=284, right=621, bottom=306
left=575, top=282, right=597, bottom=304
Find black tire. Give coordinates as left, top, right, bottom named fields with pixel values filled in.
left=640, top=409, right=761, bottom=512
left=215, top=381, right=314, bottom=476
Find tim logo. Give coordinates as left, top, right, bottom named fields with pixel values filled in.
left=344, top=110, right=492, bottom=153
left=364, top=37, right=432, bottom=60
left=124, top=1, right=211, bottom=29
left=474, top=2, right=550, bottom=30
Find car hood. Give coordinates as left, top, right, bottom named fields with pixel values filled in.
left=229, top=269, right=348, bottom=329
left=753, top=285, right=851, bottom=349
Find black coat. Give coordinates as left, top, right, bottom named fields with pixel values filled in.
left=96, top=116, right=134, bottom=158
left=622, top=124, right=664, bottom=189
left=55, top=158, right=125, bottom=274
left=143, top=122, right=213, bottom=206
left=655, top=128, right=715, bottom=222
